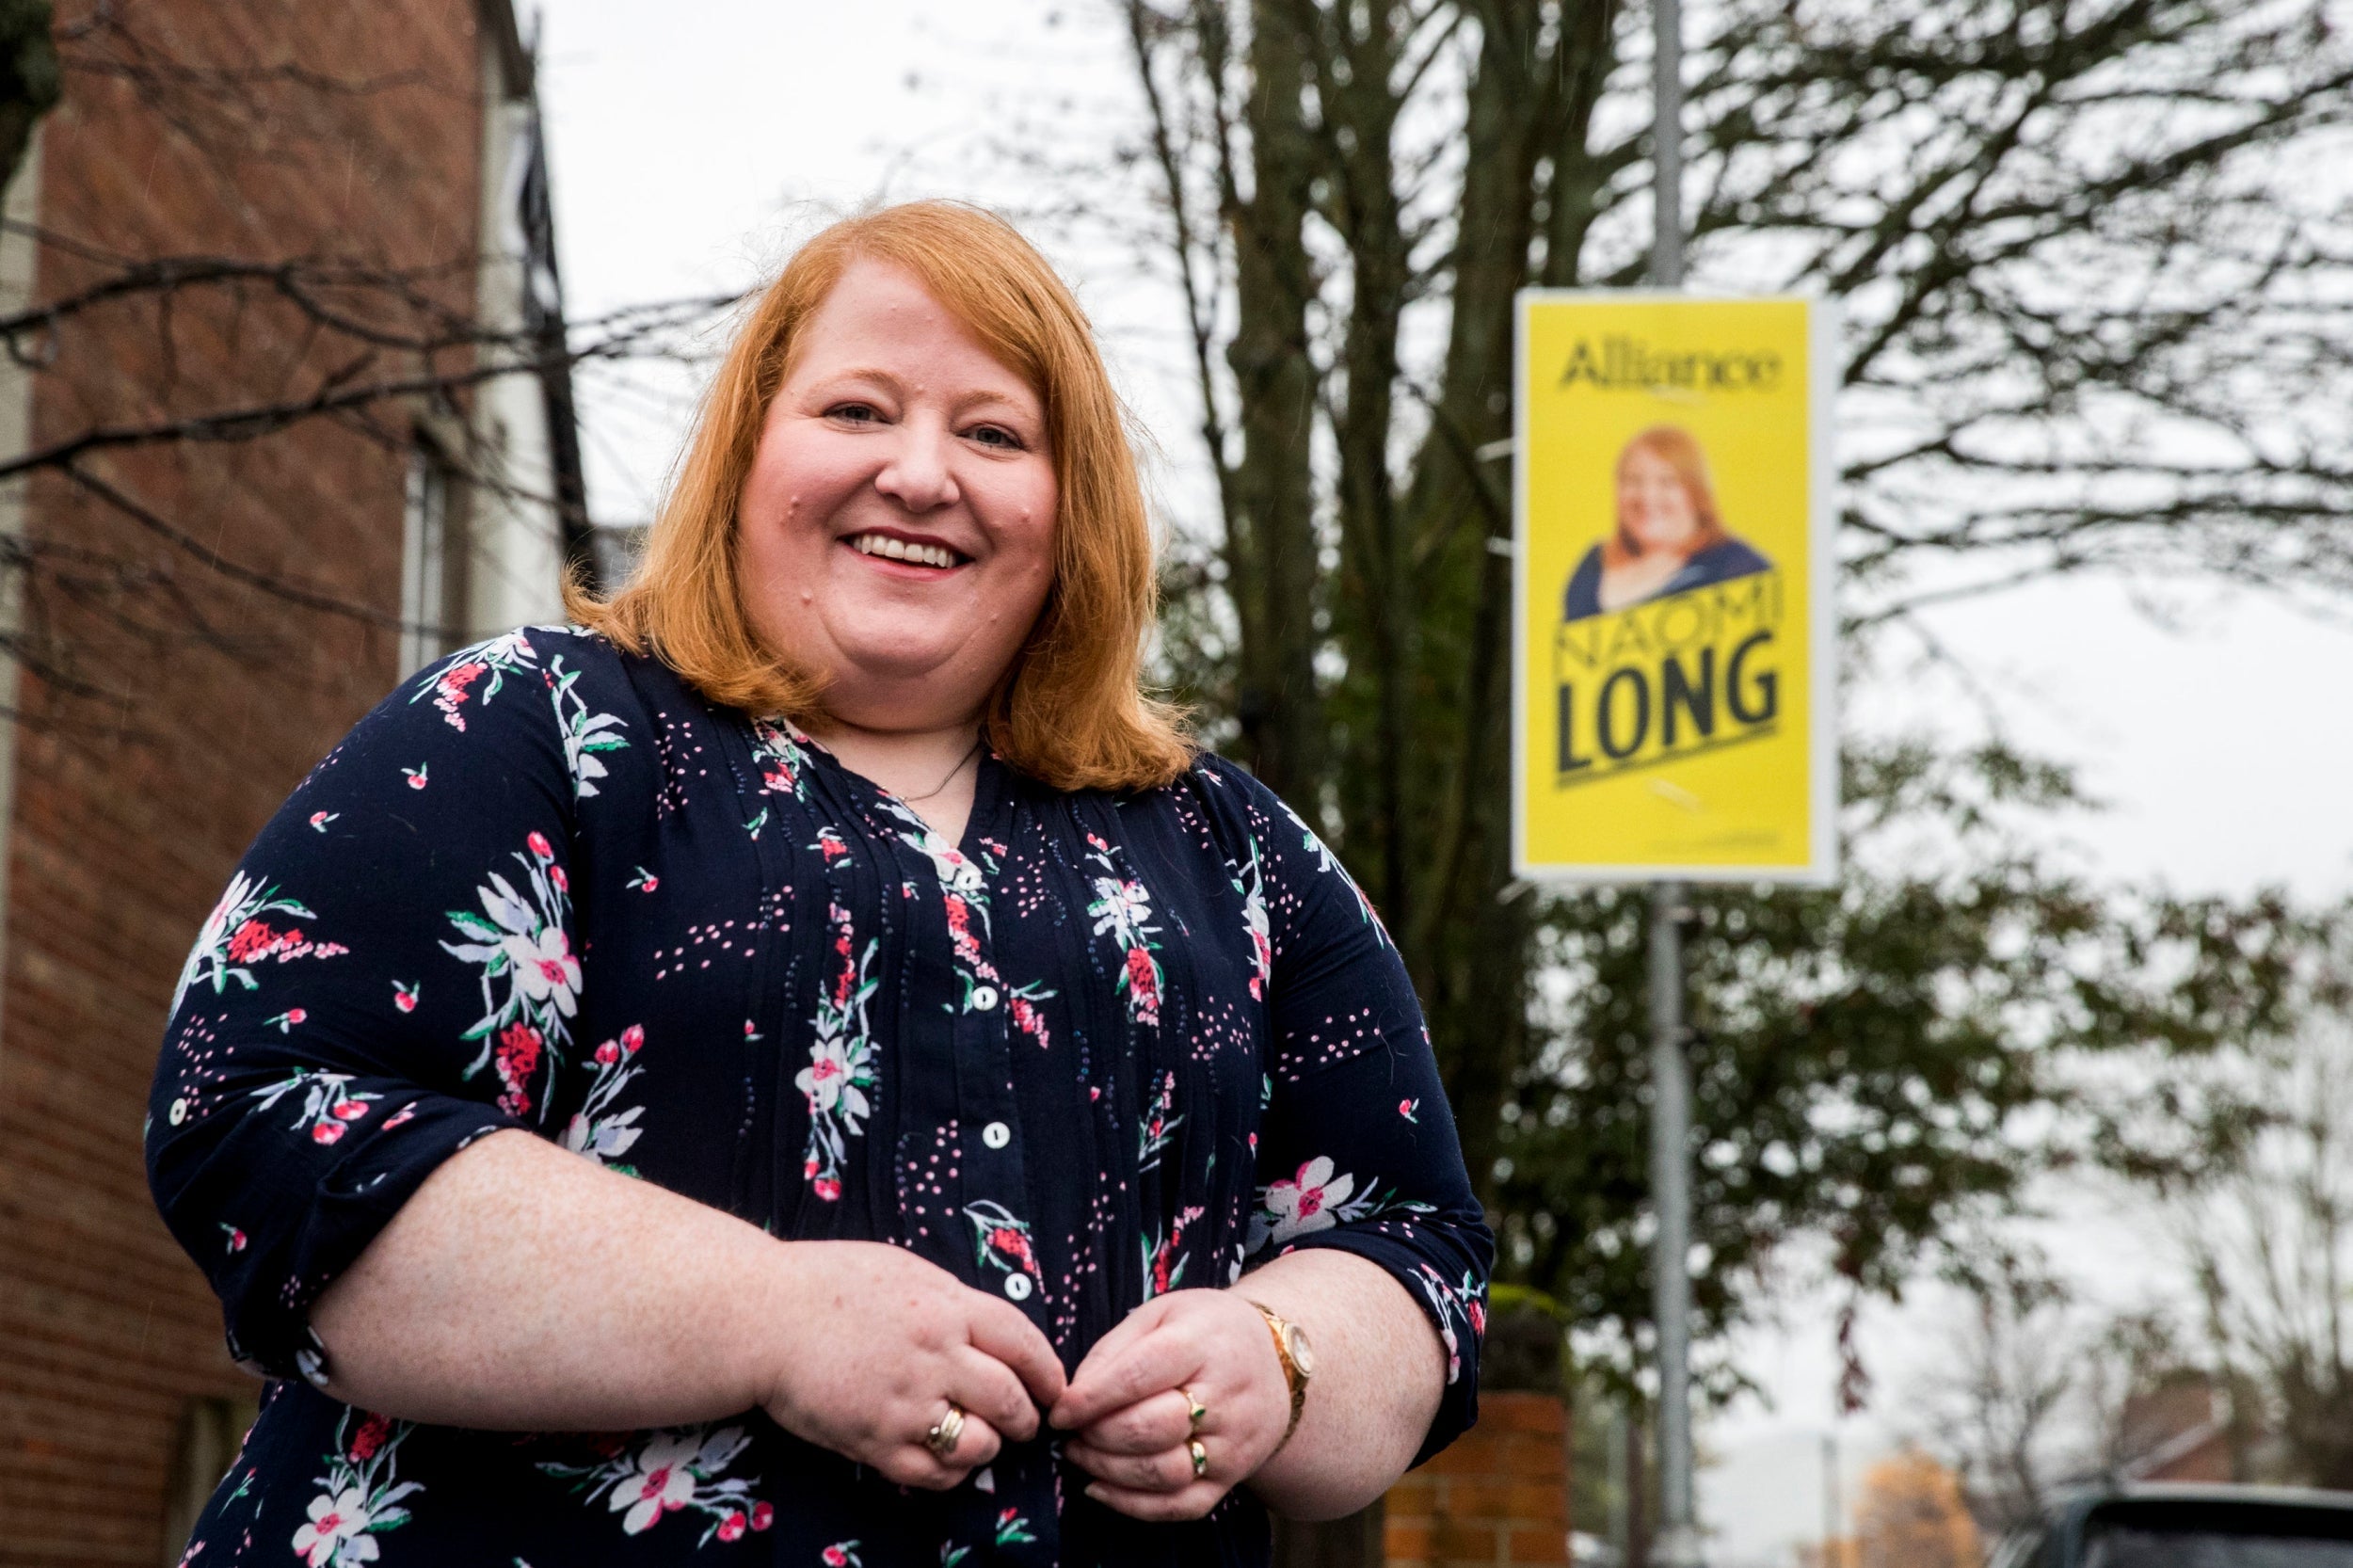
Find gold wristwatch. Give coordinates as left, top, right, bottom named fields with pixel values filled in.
left=1245, top=1301, right=1315, bottom=1448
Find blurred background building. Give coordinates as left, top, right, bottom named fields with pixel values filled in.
left=0, top=1, right=580, bottom=1560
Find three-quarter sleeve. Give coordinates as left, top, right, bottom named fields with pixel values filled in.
left=1221, top=764, right=1495, bottom=1465
left=147, top=631, right=600, bottom=1381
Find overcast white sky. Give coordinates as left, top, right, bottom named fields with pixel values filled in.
left=527, top=4, right=2353, bottom=1559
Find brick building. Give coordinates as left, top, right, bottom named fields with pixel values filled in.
left=0, top=2, right=579, bottom=1560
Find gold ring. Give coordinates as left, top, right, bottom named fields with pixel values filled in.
left=1183, top=1387, right=1209, bottom=1433
left=1188, top=1437, right=1208, bottom=1480
left=924, top=1403, right=966, bottom=1460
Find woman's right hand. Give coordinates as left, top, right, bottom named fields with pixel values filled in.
left=756, top=1240, right=1066, bottom=1489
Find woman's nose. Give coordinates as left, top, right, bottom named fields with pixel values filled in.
left=872, top=421, right=961, bottom=512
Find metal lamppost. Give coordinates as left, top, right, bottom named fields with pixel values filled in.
left=1647, top=0, right=1702, bottom=1562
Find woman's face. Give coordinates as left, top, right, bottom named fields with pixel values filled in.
left=1617, top=446, right=1701, bottom=553
left=737, top=258, right=1059, bottom=732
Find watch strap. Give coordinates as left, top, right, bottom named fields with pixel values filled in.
left=1244, top=1300, right=1309, bottom=1448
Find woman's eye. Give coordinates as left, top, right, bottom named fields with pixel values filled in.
left=968, top=424, right=1023, bottom=451
left=828, top=403, right=879, bottom=424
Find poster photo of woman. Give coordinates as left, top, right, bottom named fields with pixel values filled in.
left=1561, top=424, right=1771, bottom=622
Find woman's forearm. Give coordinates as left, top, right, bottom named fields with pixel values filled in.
left=309, top=1129, right=788, bottom=1430
left=1233, top=1250, right=1447, bottom=1521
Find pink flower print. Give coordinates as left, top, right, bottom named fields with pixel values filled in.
left=1009, top=993, right=1049, bottom=1050
left=348, top=1413, right=392, bottom=1462
left=261, top=1007, right=309, bottom=1033
left=823, top=1546, right=851, bottom=1567
left=622, top=1024, right=644, bottom=1054
left=1124, top=948, right=1162, bottom=1026
left=308, top=810, right=338, bottom=832
left=1259, top=1157, right=1354, bottom=1246
left=814, top=1176, right=840, bottom=1202
left=750, top=1502, right=774, bottom=1531
left=494, top=1022, right=543, bottom=1116
left=330, top=1098, right=370, bottom=1122
left=815, top=828, right=849, bottom=862
left=549, top=865, right=569, bottom=893
left=1400, top=1098, right=1420, bottom=1122
left=404, top=764, right=428, bottom=790
left=292, top=1487, right=373, bottom=1566
left=226, top=920, right=284, bottom=964
left=392, top=981, right=419, bottom=1013
left=989, top=1226, right=1033, bottom=1272
left=432, top=660, right=486, bottom=728
left=608, top=1431, right=701, bottom=1534
left=717, top=1512, right=746, bottom=1542
left=497, top=920, right=581, bottom=1019
left=1468, top=1298, right=1488, bottom=1337
left=381, top=1104, right=416, bottom=1130
left=220, top=1224, right=247, bottom=1254
left=628, top=866, right=659, bottom=892
left=311, top=1121, right=344, bottom=1145
left=527, top=832, right=555, bottom=861
left=594, top=1039, right=619, bottom=1065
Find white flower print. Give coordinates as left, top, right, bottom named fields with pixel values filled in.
left=1256, top=1156, right=1353, bottom=1245
left=1231, top=837, right=1273, bottom=1000
left=536, top=1423, right=765, bottom=1545
left=251, top=1069, right=381, bottom=1146
left=1247, top=1156, right=1438, bottom=1253
left=549, top=652, right=629, bottom=798
left=294, top=1489, right=376, bottom=1567
left=1412, top=1264, right=1487, bottom=1386
left=561, top=1024, right=648, bottom=1172
left=171, top=871, right=348, bottom=1019
left=799, top=901, right=878, bottom=1201
left=292, top=1411, right=420, bottom=1567
left=1278, top=798, right=1392, bottom=948
left=750, top=715, right=816, bottom=800
left=440, top=836, right=578, bottom=1088
left=1082, top=833, right=1164, bottom=1028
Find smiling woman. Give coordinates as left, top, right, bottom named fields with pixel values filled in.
left=575, top=202, right=1189, bottom=801
left=147, top=201, right=1492, bottom=1568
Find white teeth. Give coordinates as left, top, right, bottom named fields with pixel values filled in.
left=849, top=533, right=958, bottom=568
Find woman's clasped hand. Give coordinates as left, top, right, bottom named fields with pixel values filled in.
left=763, top=1241, right=1289, bottom=1521
left=1050, top=1289, right=1292, bottom=1521
left=756, top=1241, right=1066, bottom=1490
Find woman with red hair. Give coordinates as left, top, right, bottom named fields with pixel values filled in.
left=1561, top=424, right=1771, bottom=622
left=149, top=202, right=1489, bottom=1566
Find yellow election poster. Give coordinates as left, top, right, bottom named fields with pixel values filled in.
left=1513, top=293, right=1836, bottom=883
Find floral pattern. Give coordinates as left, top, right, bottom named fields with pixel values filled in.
left=409, top=628, right=539, bottom=731
left=292, top=1410, right=420, bottom=1567
left=561, top=1024, right=648, bottom=1171
left=149, top=630, right=1491, bottom=1568
left=1083, top=832, right=1164, bottom=1028
left=536, top=1424, right=767, bottom=1544
left=797, top=901, right=878, bottom=1201
left=440, top=834, right=578, bottom=1101
left=172, top=872, right=348, bottom=1018
left=1247, top=1155, right=1437, bottom=1253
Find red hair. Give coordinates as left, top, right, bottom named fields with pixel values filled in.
left=1603, top=425, right=1731, bottom=569
left=567, top=201, right=1191, bottom=793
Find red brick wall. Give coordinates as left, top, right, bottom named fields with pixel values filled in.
left=0, top=5, right=489, bottom=1561
left=1385, top=1392, right=1574, bottom=1568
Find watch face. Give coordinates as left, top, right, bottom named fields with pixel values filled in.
left=1284, top=1322, right=1316, bottom=1380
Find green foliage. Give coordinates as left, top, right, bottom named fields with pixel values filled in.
left=1494, top=741, right=2316, bottom=1389
left=1117, top=0, right=2351, bottom=1384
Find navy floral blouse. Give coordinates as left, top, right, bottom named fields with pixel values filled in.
left=147, top=626, right=1492, bottom=1568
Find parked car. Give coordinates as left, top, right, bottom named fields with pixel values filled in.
left=1992, top=1483, right=2353, bottom=1566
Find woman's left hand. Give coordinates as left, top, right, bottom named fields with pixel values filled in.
left=1047, top=1288, right=1293, bottom=1521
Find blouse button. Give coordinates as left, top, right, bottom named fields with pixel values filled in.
left=168, top=1096, right=188, bottom=1127
left=982, top=1121, right=1011, bottom=1149
left=1002, top=1272, right=1032, bottom=1302
left=970, top=984, right=1000, bottom=1012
